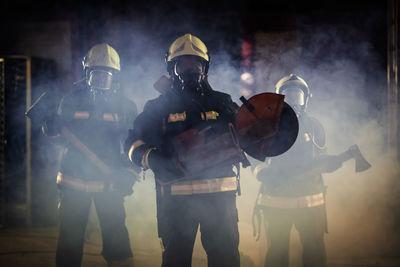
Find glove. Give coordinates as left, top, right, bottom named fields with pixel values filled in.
left=147, top=149, right=185, bottom=181
left=113, top=167, right=140, bottom=196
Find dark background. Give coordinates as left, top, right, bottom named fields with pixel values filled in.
left=0, top=1, right=387, bottom=91
left=0, top=1, right=398, bottom=266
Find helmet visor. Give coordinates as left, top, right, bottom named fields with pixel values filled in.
left=174, top=56, right=204, bottom=76
left=281, top=87, right=305, bottom=106
left=87, top=69, right=113, bottom=90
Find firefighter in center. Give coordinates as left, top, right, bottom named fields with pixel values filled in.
left=43, top=43, right=138, bottom=267
left=125, top=33, right=246, bottom=267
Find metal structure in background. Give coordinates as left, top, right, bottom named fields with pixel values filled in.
left=0, top=56, right=59, bottom=228
left=0, top=58, right=4, bottom=227
left=388, top=0, right=400, bottom=160
left=0, top=56, right=32, bottom=227
left=26, top=58, right=32, bottom=226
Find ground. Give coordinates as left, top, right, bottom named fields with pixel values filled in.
left=0, top=226, right=400, bottom=267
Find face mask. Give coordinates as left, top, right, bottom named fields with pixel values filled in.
left=174, top=56, right=204, bottom=90
left=87, top=69, right=114, bottom=91
left=281, top=87, right=305, bottom=115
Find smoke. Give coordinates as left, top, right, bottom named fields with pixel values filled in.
left=71, top=8, right=250, bottom=266
left=7, top=3, right=396, bottom=267
left=251, top=17, right=399, bottom=266
left=63, top=10, right=395, bottom=267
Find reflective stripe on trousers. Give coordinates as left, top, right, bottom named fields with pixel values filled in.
left=257, top=192, right=325, bottom=209
left=170, top=176, right=237, bottom=195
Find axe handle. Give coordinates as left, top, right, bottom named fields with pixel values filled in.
left=296, top=149, right=353, bottom=180
left=272, top=145, right=370, bottom=191
left=60, top=127, right=140, bottom=188
left=61, top=127, right=112, bottom=176
left=275, top=147, right=355, bottom=186
left=335, top=149, right=354, bottom=165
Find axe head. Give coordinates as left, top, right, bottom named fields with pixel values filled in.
left=349, top=145, right=371, bottom=172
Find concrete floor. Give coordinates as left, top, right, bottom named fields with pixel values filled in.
left=0, top=227, right=161, bottom=267
left=0, top=227, right=400, bottom=267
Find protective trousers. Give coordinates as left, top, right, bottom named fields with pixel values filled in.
left=56, top=189, right=133, bottom=267
left=157, top=189, right=240, bottom=267
left=262, top=206, right=326, bottom=267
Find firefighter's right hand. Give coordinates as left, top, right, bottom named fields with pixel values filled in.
left=147, top=149, right=185, bottom=181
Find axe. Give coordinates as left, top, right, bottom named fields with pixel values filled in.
left=298, top=144, right=371, bottom=179
left=61, top=127, right=140, bottom=180
left=270, top=144, right=371, bottom=192
left=337, top=144, right=371, bottom=172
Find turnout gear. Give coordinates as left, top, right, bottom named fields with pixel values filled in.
left=126, top=88, right=242, bottom=187
left=126, top=89, right=241, bottom=267
left=50, top=88, right=137, bottom=266
left=253, top=75, right=342, bottom=267
left=56, top=190, right=133, bottom=267
left=256, top=114, right=327, bottom=198
left=43, top=44, right=137, bottom=267
left=255, top=113, right=328, bottom=267
left=147, top=148, right=185, bottom=181
left=126, top=34, right=241, bottom=267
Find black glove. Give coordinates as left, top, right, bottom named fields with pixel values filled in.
left=147, top=149, right=185, bottom=181
left=113, top=167, right=140, bottom=196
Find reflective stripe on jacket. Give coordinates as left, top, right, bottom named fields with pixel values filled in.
left=257, top=192, right=324, bottom=209
left=169, top=176, right=237, bottom=195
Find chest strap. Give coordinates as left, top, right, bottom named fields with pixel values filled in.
left=170, top=176, right=237, bottom=195
left=257, top=192, right=325, bottom=209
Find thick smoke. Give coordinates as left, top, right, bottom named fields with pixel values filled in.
left=72, top=9, right=252, bottom=266
left=9, top=4, right=397, bottom=267
left=252, top=20, right=399, bottom=266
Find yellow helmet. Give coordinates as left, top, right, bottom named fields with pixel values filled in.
left=166, top=33, right=209, bottom=62
left=83, top=43, right=120, bottom=71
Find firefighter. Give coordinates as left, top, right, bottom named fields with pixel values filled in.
left=44, top=43, right=138, bottom=267
left=125, top=33, right=243, bottom=267
left=253, top=74, right=342, bottom=267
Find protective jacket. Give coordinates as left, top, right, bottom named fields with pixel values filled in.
left=254, top=113, right=329, bottom=267
left=126, top=83, right=242, bottom=267
left=126, top=86, right=241, bottom=188
left=45, top=87, right=138, bottom=193
left=256, top=114, right=327, bottom=199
